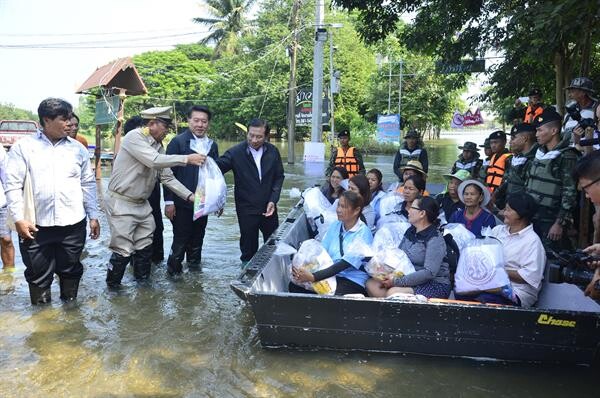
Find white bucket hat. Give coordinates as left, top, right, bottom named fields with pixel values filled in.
left=457, top=179, right=491, bottom=207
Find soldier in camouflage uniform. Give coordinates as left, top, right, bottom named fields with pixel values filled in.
left=525, top=109, right=580, bottom=253
left=493, top=123, right=538, bottom=210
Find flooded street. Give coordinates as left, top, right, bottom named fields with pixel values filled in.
left=0, top=132, right=595, bottom=397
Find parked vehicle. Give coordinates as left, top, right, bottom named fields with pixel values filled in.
left=231, top=202, right=600, bottom=365
left=0, top=120, right=38, bottom=148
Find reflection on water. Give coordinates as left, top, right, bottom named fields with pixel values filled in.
left=0, top=131, right=594, bottom=397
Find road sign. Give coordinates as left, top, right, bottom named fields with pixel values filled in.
left=435, top=59, right=485, bottom=74
left=295, top=89, right=329, bottom=126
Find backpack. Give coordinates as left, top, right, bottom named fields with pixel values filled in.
left=442, top=232, right=460, bottom=274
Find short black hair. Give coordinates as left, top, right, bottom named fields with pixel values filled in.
left=124, top=115, right=145, bottom=133
left=187, top=105, right=212, bottom=120
left=506, top=193, right=537, bottom=224
left=71, top=113, right=80, bottom=123
left=416, top=196, right=440, bottom=225
left=37, top=98, right=72, bottom=127
left=573, top=150, right=600, bottom=183
left=247, top=118, right=270, bottom=136
left=404, top=174, right=426, bottom=192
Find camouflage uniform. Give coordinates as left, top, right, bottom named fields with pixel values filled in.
left=494, top=143, right=538, bottom=210
left=525, top=139, right=580, bottom=252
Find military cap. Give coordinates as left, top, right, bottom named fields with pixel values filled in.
left=141, top=106, right=173, bottom=127
left=337, top=129, right=350, bottom=138
left=528, top=88, right=543, bottom=97
left=404, top=129, right=419, bottom=139
left=479, top=138, right=491, bottom=149
left=565, top=77, right=595, bottom=94
left=488, top=130, right=506, bottom=141
left=534, top=108, right=562, bottom=127
left=510, top=123, right=536, bottom=136
left=458, top=141, right=478, bottom=152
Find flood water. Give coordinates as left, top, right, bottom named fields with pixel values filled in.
left=0, top=131, right=595, bottom=397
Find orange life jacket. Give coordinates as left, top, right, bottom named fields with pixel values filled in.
left=485, top=152, right=511, bottom=191
left=334, top=146, right=360, bottom=177
left=524, top=105, right=543, bottom=124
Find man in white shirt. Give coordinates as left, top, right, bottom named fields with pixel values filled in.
left=216, top=119, right=285, bottom=266
left=5, top=98, right=100, bottom=304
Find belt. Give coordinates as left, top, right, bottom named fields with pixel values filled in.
left=108, top=190, right=146, bottom=205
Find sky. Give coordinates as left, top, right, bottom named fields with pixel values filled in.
left=0, top=0, right=207, bottom=112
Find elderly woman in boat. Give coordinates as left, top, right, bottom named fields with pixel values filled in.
left=367, top=196, right=452, bottom=299
left=395, top=174, right=426, bottom=222
left=455, top=192, right=546, bottom=307
left=448, top=179, right=496, bottom=237
left=291, top=190, right=373, bottom=295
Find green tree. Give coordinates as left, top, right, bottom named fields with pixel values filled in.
left=0, top=103, right=36, bottom=121
left=193, top=0, right=256, bottom=57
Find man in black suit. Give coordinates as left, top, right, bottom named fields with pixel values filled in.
left=216, top=118, right=285, bottom=265
left=164, top=105, right=219, bottom=275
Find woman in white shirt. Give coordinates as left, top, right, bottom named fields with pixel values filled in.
left=456, top=192, right=546, bottom=307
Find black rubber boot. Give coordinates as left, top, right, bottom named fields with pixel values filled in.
left=28, top=283, right=51, bottom=305
left=106, top=253, right=130, bottom=288
left=133, top=245, right=153, bottom=280
left=59, top=278, right=80, bottom=301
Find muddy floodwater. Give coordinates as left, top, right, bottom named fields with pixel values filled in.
left=0, top=132, right=595, bottom=397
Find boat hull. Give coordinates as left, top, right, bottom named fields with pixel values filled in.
left=231, top=203, right=600, bottom=364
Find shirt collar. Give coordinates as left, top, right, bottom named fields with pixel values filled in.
left=405, top=223, right=438, bottom=241
left=342, top=219, right=363, bottom=233
left=505, top=224, right=533, bottom=236
left=37, top=129, right=69, bottom=146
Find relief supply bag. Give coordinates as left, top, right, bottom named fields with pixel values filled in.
left=302, top=187, right=338, bottom=241
left=372, top=222, right=411, bottom=251
left=190, top=139, right=227, bottom=220
left=290, top=239, right=337, bottom=295
left=365, top=248, right=415, bottom=281
left=454, top=227, right=510, bottom=294
left=376, top=192, right=406, bottom=228
left=443, top=223, right=476, bottom=251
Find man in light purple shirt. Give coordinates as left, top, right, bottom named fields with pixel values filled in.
left=5, top=98, right=100, bottom=305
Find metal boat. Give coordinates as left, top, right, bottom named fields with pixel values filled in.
left=231, top=202, right=600, bottom=364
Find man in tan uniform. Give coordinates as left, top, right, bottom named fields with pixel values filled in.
left=105, top=107, right=206, bottom=287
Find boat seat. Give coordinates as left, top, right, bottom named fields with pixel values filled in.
left=536, top=281, right=600, bottom=312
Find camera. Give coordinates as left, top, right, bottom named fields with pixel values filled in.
left=547, top=250, right=599, bottom=288
left=565, top=104, right=596, bottom=130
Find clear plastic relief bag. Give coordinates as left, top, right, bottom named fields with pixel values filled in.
left=190, top=139, right=227, bottom=220
left=290, top=239, right=337, bottom=295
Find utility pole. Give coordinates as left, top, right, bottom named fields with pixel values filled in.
left=310, top=1, right=325, bottom=142
left=328, top=29, right=335, bottom=147
left=398, top=59, right=403, bottom=118
left=286, top=0, right=301, bottom=164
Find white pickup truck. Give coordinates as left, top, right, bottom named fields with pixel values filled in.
left=0, top=120, right=38, bottom=148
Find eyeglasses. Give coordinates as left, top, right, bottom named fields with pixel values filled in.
left=580, top=175, right=600, bottom=193
left=410, top=205, right=422, bottom=211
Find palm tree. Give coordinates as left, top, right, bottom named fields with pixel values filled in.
left=193, top=0, right=255, bottom=57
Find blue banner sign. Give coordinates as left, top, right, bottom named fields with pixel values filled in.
left=376, top=114, right=401, bottom=143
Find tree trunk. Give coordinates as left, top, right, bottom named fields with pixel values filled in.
left=553, top=49, right=567, bottom=115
